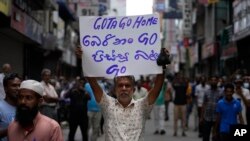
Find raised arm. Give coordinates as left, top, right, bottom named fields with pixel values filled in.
left=75, top=46, right=103, bottom=103
left=147, top=48, right=170, bottom=105
left=147, top=71, right=165, bottom=105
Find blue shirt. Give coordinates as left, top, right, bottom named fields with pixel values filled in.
left=85, top=83, right=100, bottom=112
left=216, top=98, right=242, bottom=133
left=0, top=100, right=16, bottom=141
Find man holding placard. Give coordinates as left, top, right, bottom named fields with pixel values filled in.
left=78, top=14, right=170, bottom=140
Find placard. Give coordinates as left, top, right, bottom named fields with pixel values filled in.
left=79, top=14, right=162, bottom=78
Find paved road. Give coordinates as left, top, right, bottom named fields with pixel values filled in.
left=62, top=103, right=201, bottom=141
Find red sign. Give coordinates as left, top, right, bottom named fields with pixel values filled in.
left=183, top=37, right=189, bottom=48
left=198, top=0, right=208, bottom=5
left=11, top=5, right=25, bottom=34
left=221, top=43, right=237, bottom=59
left=202, top=43, right=215, bottom=59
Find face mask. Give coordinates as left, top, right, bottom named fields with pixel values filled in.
left=243, top=83, right=249, bottom=89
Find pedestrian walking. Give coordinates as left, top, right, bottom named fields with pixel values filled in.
left=64, top=77, right=90, bottom=141
left=215, top=83, right=244, bottom=141
left=233, top=78, right=250, bottom=125
left=172, top=73, right=188, bottom=137
left=195, top=76, right=210, bottom=138
left=133, top=80, right=148, bottom=100
left=0, top=73, right=21, bottom=141
left=201, top=76, right=223, bottom=141
left=7, top=80, right=64, bottom=141
left=85, top=81, right=102, bottom=141
left=153, top=80, right=167, bottom=135
left=164, top=78, right=173, bottom=121
left=185, top=78, right=193, bottom=130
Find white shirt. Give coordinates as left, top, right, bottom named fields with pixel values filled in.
left=133, top=87, right=148, bottom=100
left=99, top=93, right=153, bottom=141
left=195, top=84, right=210, bottom=107
left=233, top=87, right=250, bottom=124
left=41, top=81, right=58, bottom=106
left=0, top=73, right=6, bottom=100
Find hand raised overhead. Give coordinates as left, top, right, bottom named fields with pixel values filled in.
left=75, top=45, right=83, bottom=59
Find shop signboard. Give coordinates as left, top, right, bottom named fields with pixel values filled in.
left=208, top=0, right=219, bottom=4
left=11, top=5, right=25, bottom=34
left=183, top=0, right=192, bottom=37
left=233, top=0, right=250, bottom=41
left=11, top=5, right=43, bottom=44
left=189, top=43, right=198, bottom=67
left=0, top=0, right=11, bottom=16
left=221, top=43, right=237, bottom=60
left=198, top=0, right=208, bottom=5
left=163, top=0, right=182, bottom=19
left=24, top=15, right=42, bottom=44
left=77, top=0, right=99, bottom=16
left=154, top=0, right=165, bottom=12
left=202, top=43, right=215, bottom=59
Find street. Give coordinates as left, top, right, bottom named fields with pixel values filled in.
left=62, top=102, right=201, bottom=141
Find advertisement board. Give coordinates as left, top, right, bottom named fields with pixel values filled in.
left=0, top=0, right=11, bottom=16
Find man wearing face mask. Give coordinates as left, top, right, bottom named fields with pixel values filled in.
left=233, top=78, right=250, bottom=126
left=243, top=76, right=250, bottom=90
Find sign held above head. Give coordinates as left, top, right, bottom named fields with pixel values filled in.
left=79, top=14, right=163, bottom=78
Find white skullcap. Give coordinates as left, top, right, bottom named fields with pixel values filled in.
left=20, top=80, right=44, bottom=96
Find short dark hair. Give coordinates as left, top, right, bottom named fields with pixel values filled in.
left=224, top=83, right=234, bottom=91
left=3, top=73, right=21, bottom=87
left=210, top=75, right=219, bottom=79
left=113, top=75, right=135, bottom=87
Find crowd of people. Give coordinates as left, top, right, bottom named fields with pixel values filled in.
left=0, top=59, right=250, bottom=141
left=0, top=64, right=64, bottom=141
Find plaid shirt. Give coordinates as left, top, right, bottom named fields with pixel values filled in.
left=203, top=88, right=223, bottom=122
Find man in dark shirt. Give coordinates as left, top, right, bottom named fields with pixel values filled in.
left=172, top=73, right=188, bottom=136
left=65, top=77, right=90, bottom=141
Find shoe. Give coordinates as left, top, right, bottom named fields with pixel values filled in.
left=173, top=132, right=177, bottom=136
left=182, top=132, right=186, bottom=137
left=164, top=117, right=169, bottom=121
left=154, top=130, right=159, bottom=134
left=160, top=130, right=166, bottom=135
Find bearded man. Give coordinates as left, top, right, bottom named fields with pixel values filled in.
left=7, top=80, right=63, bottom=141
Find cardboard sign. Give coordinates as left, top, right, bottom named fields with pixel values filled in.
left=79, top=14, right=162, bottom=78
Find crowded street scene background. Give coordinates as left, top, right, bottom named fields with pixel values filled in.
left=0, top=0, right=250, bottom=141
